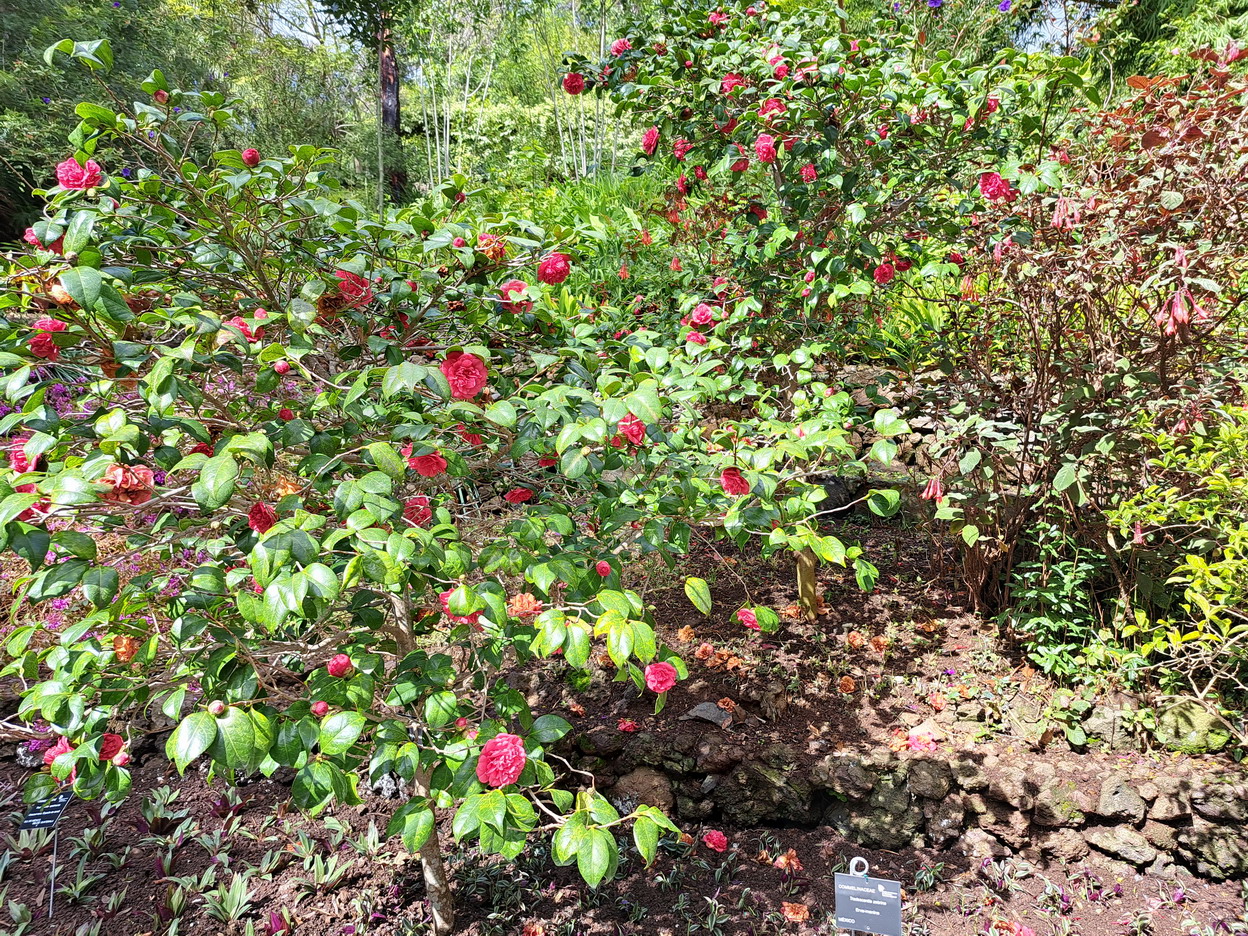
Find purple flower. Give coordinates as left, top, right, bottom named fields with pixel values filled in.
left=121, top=167, right=132, bottom=178
left=998, top=0, right=1011, bottom=9
left=41, top=97, right=51, bottom=104
left=928, top=0, right=942, bottom=6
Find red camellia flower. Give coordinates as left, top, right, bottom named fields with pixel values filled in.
left=737, top=608, right=760, bottom=630
left=279, top=408, right=295, bottom=421
left=403, top=495, right=432, bottom=526
left=774, top=62, right=790, bottom=79
left=100, top=464, right=155, bottom=505
left=538, top=456, right=558, bottom=467
left=690, top=303, right=715, bottom=326
left=709, top=11, right=729, bottom=25
left=949, top=251, right=966, bottom=266
left=978, top=171, right=1017, bottom=203
left=730, top=144, right=750, bottom=172
left=720, top=467, right=751, bottom=496
left=687, top=331, right=707, bottom=345
left=670, top=255, right=683, bottom=271
left=248, top=502, right=278, bottom=534
left=503, top=487, right=534, bottom=504
left=642, top=125, right=660, bottom=156
left=310, top=700, right=329, bottom=717
left=499, top=279, right=533, bottom=313
left=456, top=424, right=484, bottom=447
left=609, top=38, right=632, bottom=56
left=334, top=269, right=375, bottom=307
left=673, top=138, right=692, bottom=161
left=721, top=73, right=747, bottom=94
left=596, top=560, right=612, bottom=577
left=441, top=351, right=489, bottom=400
left=873, top=262, right=896, bottom=285
left=225, top=315, right=261, bottom=342
left=56, top=157, right=102, bottom=189
left=241, top=148, right=261, bottom=167
left=23, top=228, right=63, bottom=253
left=702, top=830, right=729, bottom=852
left=562, top=72, right=586, bottom=95
left=759, top=97, right=786, bottom=121
left=154, top=89, right=169, bottom=104
left=618, top=414, right=646, bottom=445
left=693, top=165, right=708, bottom=181
left=537, top=252, right=572, bottom=285
left=800, top=163, right=818, bottom=183
left=327, top=654, right=353, bottom=677
left=439, top=589, right=482, bottom=627
left=29, top=318, right=67, bottom=361
left=754, top=134, right=778, bottom=163
left=617, top=718, right=639, bottom=732
left=477, top=733, right=527, bottom=787
left=644, top=661, right=678, bottom=693
left=98, top=734, right=125, bottom=762
left=410, top=452, right=448, bottom=477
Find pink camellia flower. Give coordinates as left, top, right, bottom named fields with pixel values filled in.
left=241, top=148, right=261, bottom=167
left=248, top=502, right=278, bottom=534
left=441, top=351, right=489, bottom=400
left=644, top=661, right=678, bottom=693
left=720, top=467, right=751, bottom=496
left=23, top=228, right=63, bottom=253
left=754, top=134, right=777, bottom=163
left=642, top=126, right=660, bottom=156
left=730, top=144, right=750, bottom=172
left=403, top=495, right=432, bottom=526
left=619, top=414, right=647, bottom=445
left=721, top=73, right=747, bottom=94
left=804, top=270, right=817, bottom=283
left=112, top=751, right=130, bottom=767
left=29, top=318, right=67, bottom=361
left=100, top=464, right=155, bottom=505
left=873, top=262, right=896, bottom=285
left=920, top=477, right=945, bottom=502
left=596, top=560, right=612, bottom=577
left=737, top=608, right=760, bottom=630
left=686, top=331, right=708, bottom=345
left=503, top=487, right=534, bottom=504
left=906, top=728, right=938, bottom=753
left=702, top=830, right=729, bottom=852
left=44, top=736, right=74, bottom=766
left=225, top=315, right=262, bottom=342
left=690, top=303, right=715, bottom=326
left=709, top=11, right=729, bottom=26
left=452, top=237, right=467, bottom=248
left=537, top=252, right=572, bottom=285
left=334, top=269, right=375, bottom=307
left=773, top=62, right=790, bottom=79
left=800, top=163, right=818, bottom=183
left=673, top=138, right=693, bottom=161
left=670, top=255, right=683, bottom=272
left=439, top=589, right=482, bottom=627
left=457, top=424, right=485, bottom=447
left=609, top=38, right=632, bottom=55
left=693, top=165, right=708, bottom=181
left=978, top=171, right=1017, bottom=203
left=499, top=279, right=533, bottom=314
left=617, top=718, right=639, bottom=732
left=746, top=5, right=758, bottom=13
left=562, top=72, right=586, bottom=95
left=759, top=97, right=786, bottom=120
left=326, top=654, right=353, bottom=678
left=477, top=733, right=527, bottom=787
left=154, top=89, right=169, bottom=104
left=310, top=701, right=329, bottom=717
left=56, top=157, right=102, bottom=189
left=8, top=436, right=36, bottom=474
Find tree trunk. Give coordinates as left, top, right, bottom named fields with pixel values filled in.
left=379, top=21, right=407, bottom=200
left=414, top=767, right=455, bottom=934
left=796, top=547, right=820, bottom=622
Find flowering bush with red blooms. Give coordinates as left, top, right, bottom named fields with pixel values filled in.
left=0, top=46, right=689, bottom=931
left=582, top=3, right=1087, bottom=336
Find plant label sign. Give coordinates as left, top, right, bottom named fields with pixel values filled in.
left=834, top=871, right=903, bottom=936
left=19, top=790, right=74, bottom=831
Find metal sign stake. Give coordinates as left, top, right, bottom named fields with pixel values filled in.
left=48, top=828, right=58, bottom=919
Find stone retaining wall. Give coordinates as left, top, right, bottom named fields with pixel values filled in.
left=583, top=727, right=1248, bottom=881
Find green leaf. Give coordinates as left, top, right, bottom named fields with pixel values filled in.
left=684, top=576, right=712, bottom=615
left=623, top=384, right=662, bottom=423
left=388, top=800, right=435, bottom=853
left=192, top=453, right=239, bottom=511
left=423, top=690, right=458, bottom=729
left=530, top=714, right=572, bottom=744
left=60, top=267, right=101, bottom=311
left=318, top=711, right=366, bottom=755
left=367, top=442, right=406, bottom=480
left=81, top=567, right=119, bottom=608
left=577, top=828, right=616, bottom=888
left=167, top=711, right=217, bottom=773
left=633, top=816, right=659, bottom=865
left=210, top=706, right=257, bottom=768
left=1052, top=462, right=1078, bottom=493
left=291, top=761, right=335, bottom=815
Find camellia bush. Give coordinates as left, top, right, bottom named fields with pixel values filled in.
left=0, top=36, right=912, bottom=931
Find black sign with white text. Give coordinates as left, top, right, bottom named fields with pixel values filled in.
left=19, top=790, right=74, bottom=831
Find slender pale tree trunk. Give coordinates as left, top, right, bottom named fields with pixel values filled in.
left=413, top=766, right=455, bottom=934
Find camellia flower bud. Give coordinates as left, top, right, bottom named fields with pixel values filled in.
left=241, top=148, right=261, bottom=167
left=274, top=361, right=290, bottom=375
left=207, top=700, right=226, bottom=716
left=310, top=700, right=329, bottom=717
